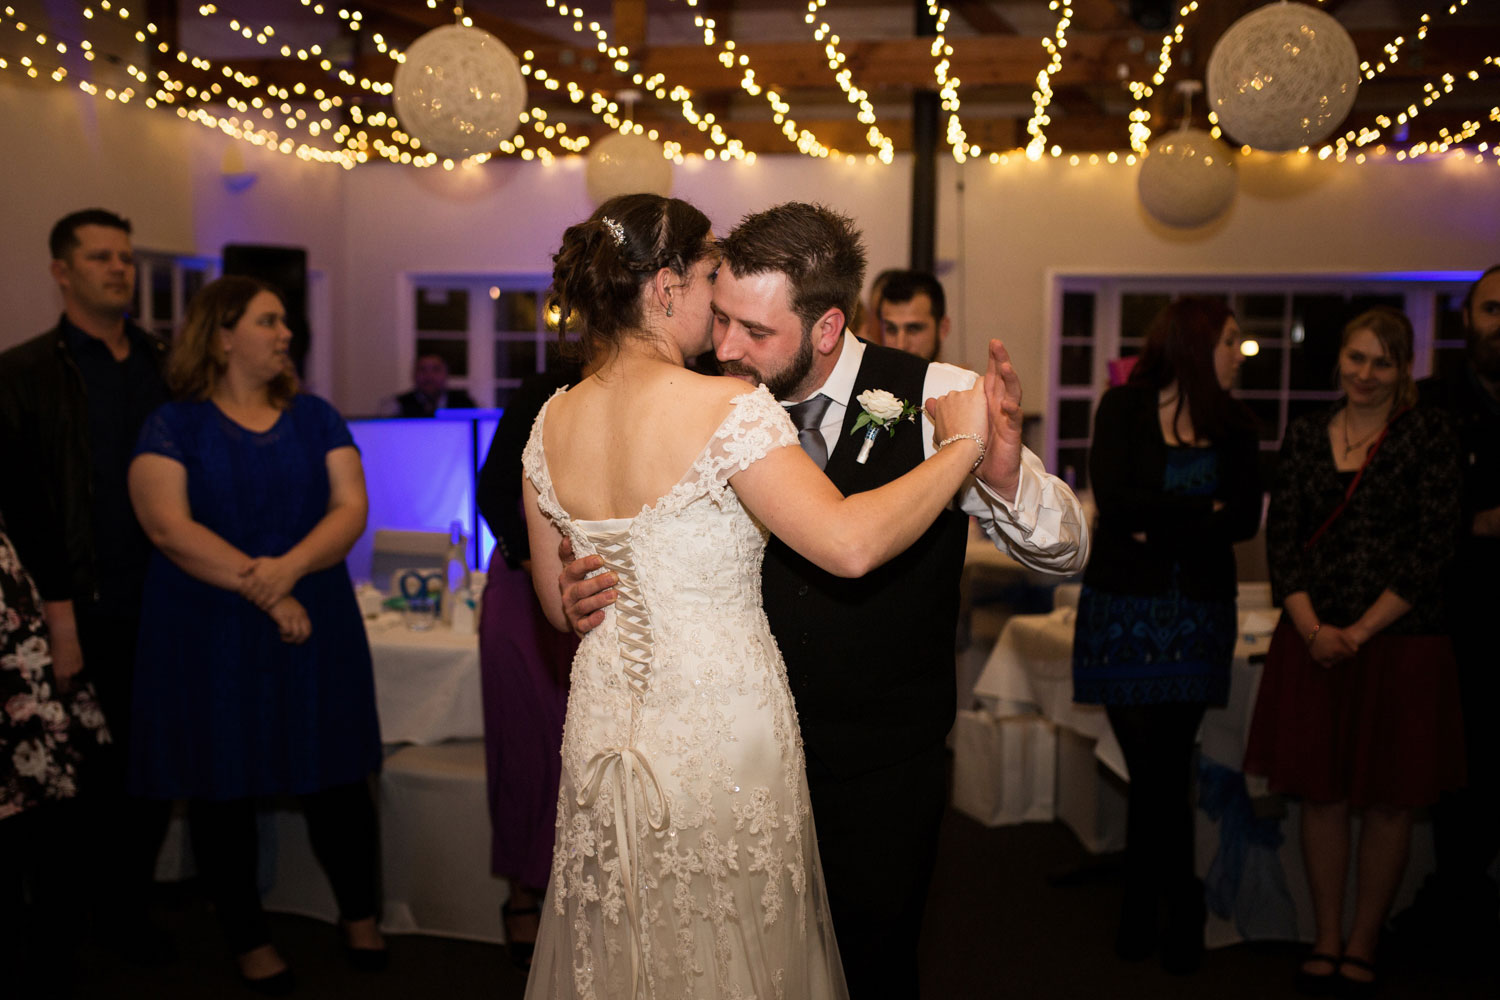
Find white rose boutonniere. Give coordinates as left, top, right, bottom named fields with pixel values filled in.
left=850, top=388, right=920, bottom=464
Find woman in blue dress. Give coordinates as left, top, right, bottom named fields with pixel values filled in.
left=128, top=276, right=384, bottom=993
left=1072, top=297, right=1263, bottom=973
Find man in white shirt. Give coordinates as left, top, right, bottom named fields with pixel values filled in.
left=563, top=202, right=1088, bottom=997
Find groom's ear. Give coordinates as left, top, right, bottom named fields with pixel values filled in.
left=811, top=307, right=846, bottom=355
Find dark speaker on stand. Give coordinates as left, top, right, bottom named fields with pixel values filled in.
left=222, top=244, right=310, bottom=376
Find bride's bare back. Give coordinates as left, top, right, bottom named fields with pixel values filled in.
left=541, top=358, right=751, bottom=521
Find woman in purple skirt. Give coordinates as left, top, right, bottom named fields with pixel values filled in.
left=476, top=367, right=580, bottom=968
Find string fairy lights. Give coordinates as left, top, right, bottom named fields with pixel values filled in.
left=675, top=0, right=833, bottom=159
left=1127, top=2, right=1199, bottom=154
left=803, top=0, right=894, bottom=164
left=924, top=2, right=981, bottom=163
left=1024, top=0, right=1074, bottom=161
left=0, top=1, right=1493, bottom=171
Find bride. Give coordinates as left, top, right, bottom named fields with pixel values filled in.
left=521, top=193, right=986, bottom=999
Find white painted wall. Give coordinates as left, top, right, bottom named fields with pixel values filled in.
left=6, top=76, right=1499, bottom=418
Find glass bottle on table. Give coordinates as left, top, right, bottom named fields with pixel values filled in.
left=443, top=519, right=470, bottom=626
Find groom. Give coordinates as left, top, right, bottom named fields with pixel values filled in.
left=563, top=202, right=1089, bottom=997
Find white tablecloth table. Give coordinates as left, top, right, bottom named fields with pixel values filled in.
left=366, top=614, right=483, bottom=745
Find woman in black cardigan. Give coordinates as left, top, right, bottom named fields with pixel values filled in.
left=1073, top=297, right=1262, bottom=973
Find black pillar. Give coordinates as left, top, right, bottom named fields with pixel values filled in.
left=910, top=2, right=940, bottom=272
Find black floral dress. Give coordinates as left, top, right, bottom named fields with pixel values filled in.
left=1, top=520, right=110, bottom=822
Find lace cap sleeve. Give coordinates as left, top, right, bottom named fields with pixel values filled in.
left=698, top=385, right=799, bottom=502
left=134, top=402, right=185, bottom=464
left=521, top=389, right=569, bottom=524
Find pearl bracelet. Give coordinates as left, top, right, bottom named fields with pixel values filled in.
left=938, top=433, right=986, bottom=473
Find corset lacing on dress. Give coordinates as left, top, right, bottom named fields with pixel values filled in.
left=574, top=525, right=670, bottom=999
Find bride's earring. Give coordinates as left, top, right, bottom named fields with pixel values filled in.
left=665, top=300, right=674, bottom=318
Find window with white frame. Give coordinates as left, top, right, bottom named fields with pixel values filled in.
left=410, top=275, right=575, bottom=409
left=134, top=251, right=218, bottom=341
left=1047, top=275, right=1477, bottom=493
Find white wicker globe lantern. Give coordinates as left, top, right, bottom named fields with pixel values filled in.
left=586, top=132, right=673, bottom=205
left=392, top=25, right=526, bottom=160
left=1137, top=127, right=1238, bottom=229
left=1206, top=1, right=1360, bottom=152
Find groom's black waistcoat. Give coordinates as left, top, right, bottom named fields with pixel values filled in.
left=762, top=342, right=969, bottom=780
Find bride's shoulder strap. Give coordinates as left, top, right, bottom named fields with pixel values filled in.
left=695, top=384, right=799, bottom=499
left=521, top=387, right=569, bottom=497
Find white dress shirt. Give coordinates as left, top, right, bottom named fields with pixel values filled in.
left=787, top=331, right=1090, bottom=575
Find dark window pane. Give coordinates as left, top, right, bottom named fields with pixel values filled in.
left=416, top=288, right=469, bottom=331
left=1056, top=447, right=1089, bottom=492
left=183, top=268, right=207, bottom=310
left=1121, top=294, right=1172, bottom=341
left=1058, top=398, right=1092, bottom=439
left=1119, top=341, right=1142, bottom=358
left=495, top=290, right=538, bottom=332
left=416, top=336, right=467, bottom=377
left=1240, top=294, right=1284, bottom=321
left=495, top=337, right=537, bottom=379
left=151, top=267, right=172, bottom=323
left=1061, top=292, right=1096, bottom=340
left=1288, top=296, right=1348, bottom=390
left=1437, top=291, right=1467, bottom=342
left=1059, top=344, right=1093, bottom=386
left=1241, top=397, right=1282, bottom=443
left=1237, top=345, right=1281, bottom=392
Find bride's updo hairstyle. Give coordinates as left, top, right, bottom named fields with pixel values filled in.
left=550, top=193, right=712, bottom=361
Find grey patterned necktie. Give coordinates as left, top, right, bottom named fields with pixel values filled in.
left=786, top=394, right=833, bottom=470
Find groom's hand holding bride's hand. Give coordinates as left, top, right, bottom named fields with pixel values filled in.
left=559, top=537, right=616, bottom=636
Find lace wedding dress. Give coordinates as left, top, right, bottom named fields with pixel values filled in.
left=521, top=386, right=848, bottom=1000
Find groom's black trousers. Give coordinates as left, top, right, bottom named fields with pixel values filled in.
left=805, top=743, right=948, bottom=1000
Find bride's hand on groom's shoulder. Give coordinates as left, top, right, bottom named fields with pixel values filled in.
left=558, top=536, right=617, bottom=636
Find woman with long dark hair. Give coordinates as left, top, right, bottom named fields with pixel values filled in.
left=1245, top=306, right=1465, bottom=994
left=1073, top=297, right=1263, bottom=973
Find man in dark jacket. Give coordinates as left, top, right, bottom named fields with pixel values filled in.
left=1398, top=265, right=1500, bottom=958
left=0, top=208, right=173, bottom=957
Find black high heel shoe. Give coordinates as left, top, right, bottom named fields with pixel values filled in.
left=1294, top=952, right=1342, bottom=996
left=239, top=968, right=296, bottom=996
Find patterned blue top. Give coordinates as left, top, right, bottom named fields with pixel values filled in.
left=1073, top=447, right=1236, bottom=706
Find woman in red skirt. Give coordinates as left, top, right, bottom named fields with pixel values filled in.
left=1244, top=306, right=1466, bottom=995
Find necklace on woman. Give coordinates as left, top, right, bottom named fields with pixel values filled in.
left=1341, top=408, right=1383, bottom=457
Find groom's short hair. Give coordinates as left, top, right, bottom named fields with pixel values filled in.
left=718, top=203, right=867, bottom=337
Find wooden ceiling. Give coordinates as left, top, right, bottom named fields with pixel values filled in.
left=11, top=1, right=1500, bottom=157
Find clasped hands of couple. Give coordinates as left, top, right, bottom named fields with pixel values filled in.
left=560, top=339, right=1027, bottom=634
left=238, top=554, right=312, bottom=645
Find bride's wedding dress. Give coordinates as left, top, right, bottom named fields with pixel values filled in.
left=522, top=386, right=848, bottom=1000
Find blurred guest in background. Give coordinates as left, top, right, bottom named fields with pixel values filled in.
left=0, top=515, right=111, bottom=994
left=1395, top=265, right=1500, bottom=958
left=878, top=270, right=951, bottom=363
left=475, top=365, right=581, bottom=969
left=1073, top=297, right=1262, bottom=974
left=1244, top=306, right=1465, bottom=995
left=0, top=208, right=173, bottom=958
left=855, top=266, right=901, bottom=343
left=128, top=276, right=385, bottom=994
left=379, top=351, right=477, bottom=417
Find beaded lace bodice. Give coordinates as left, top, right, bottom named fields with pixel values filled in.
left=522, top=385, right=847, bottom=1000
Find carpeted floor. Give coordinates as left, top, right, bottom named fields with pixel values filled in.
left=53, top=808, right=1496, bottom=999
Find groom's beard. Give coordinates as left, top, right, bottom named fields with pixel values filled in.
left=718, top=329, right=816, bottom=402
